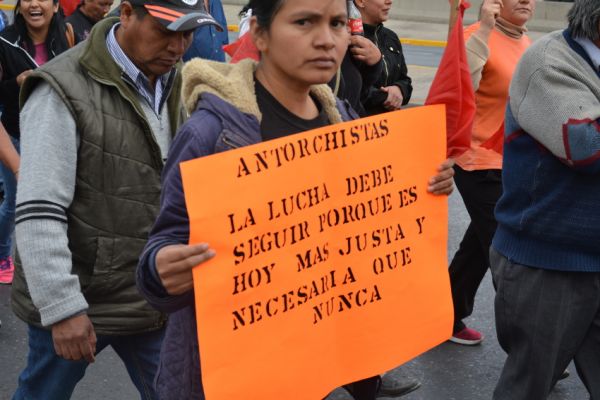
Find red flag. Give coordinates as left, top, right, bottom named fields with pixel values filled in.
left=425, top=0, right=475, bottom=159
left=59, top=0, right=78, bottom=16
left=223, top=32, right=260, bottom=64
left=480, top=122, right=504, bottom=153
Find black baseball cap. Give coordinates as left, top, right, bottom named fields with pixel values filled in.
left=128, top=0, right=223, bottom=32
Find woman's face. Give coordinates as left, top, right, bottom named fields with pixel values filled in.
left=356, top=0, right=393, bottom=26
left=254, top=0, right=349, bottom=89
left=500, top=0, right=535, bottom=27
left=19, top=0, right=58, bottom=32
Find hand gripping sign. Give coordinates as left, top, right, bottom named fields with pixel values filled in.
left=181, top=105, right=453, bottom=400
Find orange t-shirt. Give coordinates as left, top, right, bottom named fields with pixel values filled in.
left=455, top=22, right=531, bottom=171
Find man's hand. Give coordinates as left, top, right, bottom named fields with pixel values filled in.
left=428, top=158, right=455, bottom=195
left=382, top=85, right=404, bottom=110
left=155, top=243, right=216, bottom=295
left=51, top=314, right=97, bottom=363
left=349, top=35, right=382, bottom=66
left=16, top=70, right=32, bottom=86
left=480, top=0, right=503, bottom=33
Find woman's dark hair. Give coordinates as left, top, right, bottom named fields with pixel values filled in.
left=13, top=0, right=70, bottom=60
left=245, top=0, right=287, bottom=30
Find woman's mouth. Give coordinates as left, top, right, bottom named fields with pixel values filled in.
left=308, top=57, right=336, bottom=68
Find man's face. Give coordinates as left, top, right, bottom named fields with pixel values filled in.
left=118, top=4, right=193, bottom=83
left=82, top=0, right=113, bottom=22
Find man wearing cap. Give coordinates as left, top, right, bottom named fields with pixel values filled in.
left=10, top=1, right=221, bottom=398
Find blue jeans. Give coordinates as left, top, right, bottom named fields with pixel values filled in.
left=0, top=136, right=18, bottom=259
left=13, top=324, right=165, bottom=400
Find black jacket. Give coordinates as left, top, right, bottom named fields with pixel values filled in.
left=329, top=51, right=383, bottom=117
left=362, top=23, right=413, bottom=116
left=65, top=7, right=95, bottom=44
left=0, top=24, right=68, bottom=138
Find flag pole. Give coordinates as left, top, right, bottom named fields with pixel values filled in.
left=448, top=0, right=462, bottom=39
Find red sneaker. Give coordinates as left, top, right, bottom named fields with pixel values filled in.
left=0, top=256, right=14, bottom=285
left=449, top=326, right=484, bottom=345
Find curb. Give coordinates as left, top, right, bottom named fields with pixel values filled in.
left=399, top=38, right=446, bottom=48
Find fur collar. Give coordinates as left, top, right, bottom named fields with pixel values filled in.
left=182, top=58, right=343, bottom=124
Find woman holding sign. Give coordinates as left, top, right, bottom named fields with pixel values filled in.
left=136, top=0, right=454, bottom=399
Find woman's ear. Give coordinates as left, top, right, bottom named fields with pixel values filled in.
left=354, top=0, right=366, bottom=9
left=250, top=16, right=268, bottom=54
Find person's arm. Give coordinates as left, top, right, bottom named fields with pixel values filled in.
left=137, top=111, right=219, bottom=313
left=0, top=77, right=19, bottom=101
left=16, top=82, right=96, bottom=363
left=0, top=69, right=32, bottom=99
left=0, top=122, right=19, bottom=178
left=510, top=64, right=600, bottom=174
left=348, top=35, right=385, bottom=104
left=386, top=36, right=412, bottom=106
left=0, top=56, right=33, bottom=107
left=357, top=57, right=383, bottom=95
left=369, top=29, right=412, bottom=110
left=361, top=85, right=389, bottom=113
left=465, top=0, right=502, bottom=90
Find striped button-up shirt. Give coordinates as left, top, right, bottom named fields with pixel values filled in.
left=106, top=24, right=176, bottom=115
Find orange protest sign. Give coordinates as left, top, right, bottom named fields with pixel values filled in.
left=181, top=105, right=453, bottom=400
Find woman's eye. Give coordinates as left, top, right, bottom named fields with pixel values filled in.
left=295, top=19, right=311, bottom=26
left=332, top=19, right=346, bottom=28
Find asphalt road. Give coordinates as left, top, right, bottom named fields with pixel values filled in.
left=0, top=188, right=589, bottom=400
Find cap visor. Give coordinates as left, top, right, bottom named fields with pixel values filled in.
left=145, top=5, right=223, bottom=32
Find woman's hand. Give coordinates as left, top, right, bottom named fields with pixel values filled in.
left=349, top=35, right=382, bottom=66
left=480, top=0, right=503, bottom=33
left=427, top=158, right=455, bottom=196
left=155, top=243, right=216, bottom=295
left=382, top=85, right=404, bottom=110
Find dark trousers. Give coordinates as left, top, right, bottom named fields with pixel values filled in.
left=344, top=376, right=380, bottom=400
left=448, top=166, right=502, bottom=329
left=491, top=249, right=600, bottom=400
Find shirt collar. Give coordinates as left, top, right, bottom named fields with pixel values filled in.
left=105, top=24, right=176, bottom=115
left=573, top=36, right=600, bottom=73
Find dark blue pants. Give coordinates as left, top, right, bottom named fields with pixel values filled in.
left=13, top=324, right=165, bottom=400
